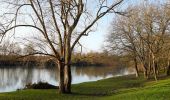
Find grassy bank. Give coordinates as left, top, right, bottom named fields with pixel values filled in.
left=0, top=75, right=170, bottom=100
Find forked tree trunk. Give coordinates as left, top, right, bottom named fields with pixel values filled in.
left=58, top=61, right=65, bottom=93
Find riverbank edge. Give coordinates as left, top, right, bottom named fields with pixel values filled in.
left=0, top=74, right=170, bottom=100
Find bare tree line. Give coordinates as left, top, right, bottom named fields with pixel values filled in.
left=107, top=2, right=170, bottom=80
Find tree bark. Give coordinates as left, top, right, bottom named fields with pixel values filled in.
left=58, top=61, right=65, bottom=93
left=155, top=62, right=159, bottom=75
left=64, top=64, right=72, bottom=93
left=64, top=37, right=72, bottom=93
left=167, top=65, right=170, bottom=76
left=143, top=63, right=148, bottom=79
left=148, top=54, right=152, bottom=78
left=167, top=60, right=170, bottom=76
left=134, top=58, right=139, bottom=77
left=152, top=53, right=157, bottom=81
left=144, top=69, right=148, bottom=79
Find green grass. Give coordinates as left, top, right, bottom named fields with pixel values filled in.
left=1, top=75, right=170, bottom=100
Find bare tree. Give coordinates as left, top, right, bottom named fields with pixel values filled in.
left=107, top=3, right=170, bottom=80
left=0, top=0, right=125, bottom=93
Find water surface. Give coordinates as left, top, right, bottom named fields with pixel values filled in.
left=0, top=66, right=135, bottom=92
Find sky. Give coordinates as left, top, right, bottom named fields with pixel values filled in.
left=1, top=0, right=165, bottom=53
left=79, top=0, right=138, bottom=52
left=79, top=0, right=165, bottom=53
left=80, top=15, right=111, bottom=53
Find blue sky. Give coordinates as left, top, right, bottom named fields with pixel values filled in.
left=80, top=0, right=164, bottom=53
left=80, top=15, right=111, bottom=52
left=79, top=0, right=136, bottom=52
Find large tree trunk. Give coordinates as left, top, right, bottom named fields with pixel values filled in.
left=64, top=64, right=72, bottom=93
left=58, top=61, right=65, bottom=93
left=64, top=37, right=72, bottom=93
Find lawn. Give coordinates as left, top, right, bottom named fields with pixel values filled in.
left=0, top=75, right=170, bottom=100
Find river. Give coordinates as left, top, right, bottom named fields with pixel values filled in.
left=0, top=66, right=135, bottom=92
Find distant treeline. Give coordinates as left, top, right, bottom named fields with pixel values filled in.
left=0, top=52, right=130, bottom=68
left=0, top=55, right=44, bottom=67
left=71, top=52, right=121, bottom=66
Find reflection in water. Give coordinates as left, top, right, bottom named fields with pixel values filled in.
left=0, top=66, right=135, bottom=92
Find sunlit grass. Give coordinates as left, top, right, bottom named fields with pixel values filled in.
left=1, top=75, right=170, bottom=100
